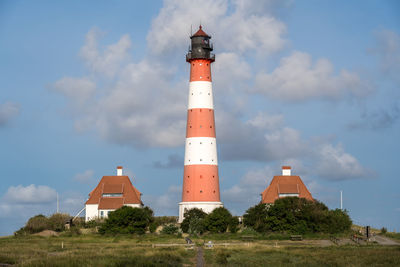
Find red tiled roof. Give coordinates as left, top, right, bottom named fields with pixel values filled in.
left=86, top=175, right=142, bottom=205
left=98, top=197, right=124, bottom=210
left=278, top=184, right=299, bottom=194
left=261, top=175, right=313, bottom=204
left=192, top=25, right=210, bottom=37
left=103, top=183, right=123, bottom=194
left=282, top=166, right=291, bottom=169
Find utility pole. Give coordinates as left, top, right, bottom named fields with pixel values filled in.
left=57, top=193, right=59, bottom=213
left=340, top=190, right=343, bottom=210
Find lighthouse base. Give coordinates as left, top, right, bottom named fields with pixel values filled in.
left=178, top=201, right=223, bottom=223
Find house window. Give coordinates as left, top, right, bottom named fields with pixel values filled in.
left=100, top=211, right=104, bottom=218
left=102, top=193, right=123, bottom=197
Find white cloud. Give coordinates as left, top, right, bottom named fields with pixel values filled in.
left=74, top=169, right=95, bottom=184
left=222, top=166, right=274, bottom=214
left=254, top=51, right=373, bottom=102
left=147, top=0, right=286, bottom=57
left=3, top=184, right=57, bottom=204
left=315, top=143, right=374, bottom=180
left=80, top=28, right=131, bottom=77
left=142, top=185, right=181, bottom=216
left=51, top=77, right=96, bottom=104
left=0, top=102, right=20, bottom=126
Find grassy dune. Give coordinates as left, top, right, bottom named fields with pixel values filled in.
left=204, top=245, right=400, bottom=266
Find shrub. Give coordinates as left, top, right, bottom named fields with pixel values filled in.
left=99, top=206, right=154, bottom=235
left=181, top=208, right=207, bottom=234
left=204, top=207, right=232, bottom=233
left=381, top=227, right=387, bottom=234
left=245, top=197, right=352, bottom=234
left=149, top=222, right=158, bottom=233
left=24, top=214, right=49, bottom=234
left=243, top=203, right=269, bottom=232
left=229, top=216, right=240, bottom=233
left=161, top=224, right=179, bottom=235
left=48, top=213, right=70, bottom=232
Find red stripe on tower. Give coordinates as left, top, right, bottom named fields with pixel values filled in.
left=179, top=26, right=223, bottom=222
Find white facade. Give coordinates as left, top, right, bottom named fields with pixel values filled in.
left=85, top=203, right=143, bottom=222
left=85, top=204, right=99, bottom=222
left=178, top=201, right=223, bottom=223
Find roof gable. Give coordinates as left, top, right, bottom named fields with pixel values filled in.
left=261, top=175, right=313, bottom=204
left=85, top=175, right=142, bottom=206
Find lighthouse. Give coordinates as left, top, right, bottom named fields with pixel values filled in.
left=178, top=26, right=223, bottom=223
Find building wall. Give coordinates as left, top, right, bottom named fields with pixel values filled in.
left=85, top=203, right=143, bottom=221
left=85, top=204, right=98, bottom=222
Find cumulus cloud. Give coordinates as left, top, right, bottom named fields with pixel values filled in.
left=80, top=28, right=131, bottom=77
left=0, top=102, right=20, bottom=127
left=74, top=169, right=95, bottom=184
left=142, top=185, right=181, bottom=216
left=51, top=77, right=96, bottom=104
left=315, top=143, right=374, bottom=180
left=147, top=0, right=286, bottom=56
left=153, top=154, right=182, bottom=169
left=3, top=184, right=57, bottom=204
left=254, top=51, right=373, bottom=102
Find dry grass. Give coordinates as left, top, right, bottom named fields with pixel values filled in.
left=0, top=235, right=194, bottom=266
left=204, top=245, right=400, bottom=266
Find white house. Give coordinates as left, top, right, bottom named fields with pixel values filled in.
left=85, top=166, right=143, bottom=221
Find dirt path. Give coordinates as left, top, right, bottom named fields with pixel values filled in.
left=374, top=235, right=399, bottom=245
left=196, top=246, right=204, bottom=267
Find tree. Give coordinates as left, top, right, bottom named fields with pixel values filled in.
left=228, top=216, right=240, bottom=233
left=204, top=207, right=232, bottom=233
left=99, top=206, right=154, bottom=234
left=243, top=203, right=269, bottom=232
left=180, top=208, right=207, bottom=234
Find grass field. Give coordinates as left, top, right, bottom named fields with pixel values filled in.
left=204, top=246, right=400, bottom=266
left=0, top=234, right=399, bottom=266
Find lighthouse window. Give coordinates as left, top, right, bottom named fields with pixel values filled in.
left=213, top=175, right=215, bottom=178
left=187, top=190, right=189, bottom=193
left=187, top=175, right=190, bottom=178
left=210, top=126, right=212, bottom=128
left=207, top=63, right=209, bottom=66
left=200, top=125, right=202, bottom=128
left=192, top=64, right=195, bottom=66
left=213, top=190, right=216, bottom=193
left=200, top=142, right=202, bottom=144
left=208, top=93, right=210, bottom=95
left=207, top=76, right=209, bottom=79
left=190, top=126, right=192, bottom=128
left=200, top=190, right=203, bottom=193
left=200, top=159, right=202, bottom=161
left=200, top=76, right=202, bottom=79
left=200, top=175, right=202, bottom=178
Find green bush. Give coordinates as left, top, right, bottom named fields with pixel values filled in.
left=149, top=222, right=158, bottom=233
left=99, top=206, right=154, bottom=235
left=161, top=224, right=179, bottom=235
left=244, top=197, right=352, bottom=234
left=229, top=216, right=240, bottom=233
left=204, top=207, right=232, bottom=233
left=381, top=227, right=387, bottom=234
left=24, top=214, right=50, bottom=234
left=181, top=208, right=207, bottom=234
left=243, top=203, right=269, bottom=232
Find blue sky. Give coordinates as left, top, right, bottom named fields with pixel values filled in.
left=1, top=0, right=399, bottom=235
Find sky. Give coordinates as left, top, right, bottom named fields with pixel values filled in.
left=0, top=0, right=399, bottom=235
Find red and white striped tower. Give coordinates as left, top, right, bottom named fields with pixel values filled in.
left=179, top=26, right=223, bottom=222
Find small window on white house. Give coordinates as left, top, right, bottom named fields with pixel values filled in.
left=100, top=211, right=104, bottom=218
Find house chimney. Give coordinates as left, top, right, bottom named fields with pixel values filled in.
left=117, top=166, right=123, bottom=176
left=282, top=166, right=291, bottom=176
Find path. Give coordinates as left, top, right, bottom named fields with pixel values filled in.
left=196, top=246, right=204, bottom=267
left=374, top=235, right=399, bottom=245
